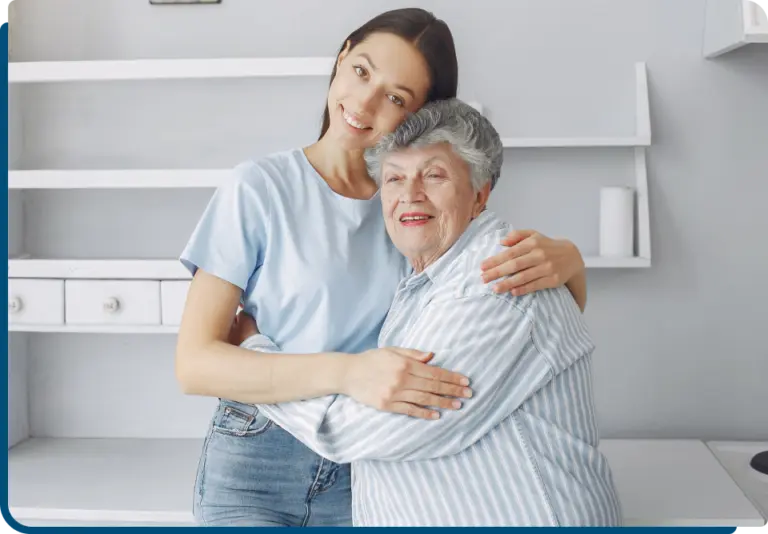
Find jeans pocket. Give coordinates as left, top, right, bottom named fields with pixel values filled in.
left=212, top=399, right=273, bottom=437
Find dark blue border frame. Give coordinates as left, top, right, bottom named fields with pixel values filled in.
left=0, top=20, right=738, bottom=534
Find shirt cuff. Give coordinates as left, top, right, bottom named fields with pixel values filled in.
left=240, top=334, right=282, bottom=353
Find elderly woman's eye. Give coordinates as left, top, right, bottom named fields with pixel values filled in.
left=386, top=175, right=401, bottom=183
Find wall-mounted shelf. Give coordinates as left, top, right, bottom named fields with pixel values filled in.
left=8, top=324, right=181, bottom=334
left=8, top=258, right=191, bottom=280
left=8, top=170, right=228, bottom=189
left=8, top=57, right=336, bottom=83
left=501, top=136, right=650, bottom=148
left=7, top=60, right=655, bottom=342
left=500, top=63, right=652, bottom=268
left=584, top=256, right=651, bottom=268
left=7, top=256, right=646, bottom=282
left=704, top=0, right=768, bottom=57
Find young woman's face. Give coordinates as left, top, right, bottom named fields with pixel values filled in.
left=326, top=32, right=431, bottom=151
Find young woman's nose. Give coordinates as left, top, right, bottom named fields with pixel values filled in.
left=356, top=85, right=379, bottom=116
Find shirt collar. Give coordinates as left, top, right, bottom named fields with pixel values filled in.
left=403, top=211, right=504, bottom=289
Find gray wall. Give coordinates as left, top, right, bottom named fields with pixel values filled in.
left=10, top=0, right=768, bottom=440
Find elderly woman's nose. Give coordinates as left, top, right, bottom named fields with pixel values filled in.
left=400, top=179, right=425, bottom=201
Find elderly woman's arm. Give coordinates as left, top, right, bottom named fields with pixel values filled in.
left=249, top=287, right=585, bottom=463
left=479, top=229, right=587, bottom=311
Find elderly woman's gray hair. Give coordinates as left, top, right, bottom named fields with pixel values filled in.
left=365, top=98, right=504, bottom=191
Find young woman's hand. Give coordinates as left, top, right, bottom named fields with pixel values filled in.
left=342, top=348, right=472, bottom=420
left=480, top=229, right=585, bottom=296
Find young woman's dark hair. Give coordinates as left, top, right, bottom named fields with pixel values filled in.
left=318, top=8, right=459, bottom=139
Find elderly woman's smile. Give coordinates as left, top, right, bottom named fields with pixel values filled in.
left=380, top=144, right=490, bottom=273
left=399, top=212, right=434, bottom=226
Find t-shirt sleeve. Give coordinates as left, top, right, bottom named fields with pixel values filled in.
left=179, top=161, right=271, bottom=291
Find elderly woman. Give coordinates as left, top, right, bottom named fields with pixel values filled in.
left=235, top=99, right=622, bottom=527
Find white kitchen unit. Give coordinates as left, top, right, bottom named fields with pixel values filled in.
left=6, top=438, right=765, bottom=527
left=600, top=439, right=764, bottom=526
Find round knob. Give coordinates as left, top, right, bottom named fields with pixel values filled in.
left=103, top=297, right=121, bottom=314
left=8, top=296, right=23, bottom=314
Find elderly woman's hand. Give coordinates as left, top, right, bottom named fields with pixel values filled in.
left=480, top=229, right=586, bottom=300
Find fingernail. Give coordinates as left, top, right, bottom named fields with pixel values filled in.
left=460, top=378, right=470, bottom=386
left=431, top=412, right=440, bottom=419
left=464, top=388, right=473, bottom=398
left=452, top=400, right=462, bottom=409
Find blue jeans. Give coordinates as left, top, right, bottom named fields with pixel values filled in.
left=193, top=398, right=353, bottom=526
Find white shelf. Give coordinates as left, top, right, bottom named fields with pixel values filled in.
left=7, top=437, right=765, bottom=527
left=501, top=62, right=650, bottom=149
left=8, top=324, right=180, bottom=334
left=501, top=136, right=650, bottom=148
left=8, top=170, right=228, bottom=189
left=704, top=0, right=768, bottom=58
left=8, top=258, right=190, bottom=280
left=8, top=57, right=336, bottom=83
left=8, top=438, right=199, bottom=526
left=584, top=256, right=651, bottom=268
left=6, top=257, right=645, bottom=284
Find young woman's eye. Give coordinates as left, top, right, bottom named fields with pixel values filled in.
left=388, top=94, right=404, bottom=107
left=353, top=65, right=368, bottom=78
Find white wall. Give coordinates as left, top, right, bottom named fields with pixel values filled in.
left=9, top=0, right=768, bottom=440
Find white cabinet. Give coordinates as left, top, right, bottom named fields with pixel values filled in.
left=7, top=261, right=191, bottom=332
left=7, top=279, right=65, bottom=325
left=704, top=0, right=768, bottom=57
left=160, top=281, right=191, bottom=326
left=6, top=438, right=765, bottom=527
left=64, top=280, right=162, bottom=326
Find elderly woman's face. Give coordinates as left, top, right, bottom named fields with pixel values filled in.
left=380, top=143, right=490, bottom=271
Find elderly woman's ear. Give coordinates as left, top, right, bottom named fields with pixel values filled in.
left=472, top=183, right=492, bottom=219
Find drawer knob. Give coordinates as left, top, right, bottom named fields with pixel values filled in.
left=103, top=297, right=121, bottom=313
left=8, top=296, right=23, bottom=314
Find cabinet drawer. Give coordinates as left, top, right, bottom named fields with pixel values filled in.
left=160, top=281, right=190, bottom=325
left=8, top=279, right=65, bottom=325
left=65, top=280, right=161, bottom=325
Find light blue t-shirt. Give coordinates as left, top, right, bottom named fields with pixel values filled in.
left=180, top=147, right=411, bottom=355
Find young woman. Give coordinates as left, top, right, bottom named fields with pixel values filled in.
left=175, top=8, right=588, bottom=527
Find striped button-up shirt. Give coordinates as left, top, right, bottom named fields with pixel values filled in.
left=245, top=211, right=623, bottom=527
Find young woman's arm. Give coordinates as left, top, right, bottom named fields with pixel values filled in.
left=174, top=269, right=469, bottom=412
left=480, top=229, right=587, bottom=311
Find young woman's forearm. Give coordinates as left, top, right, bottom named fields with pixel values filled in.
left=175, top=339, right=350, bottom=404
left=175, top=270, right=352, bottom=404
